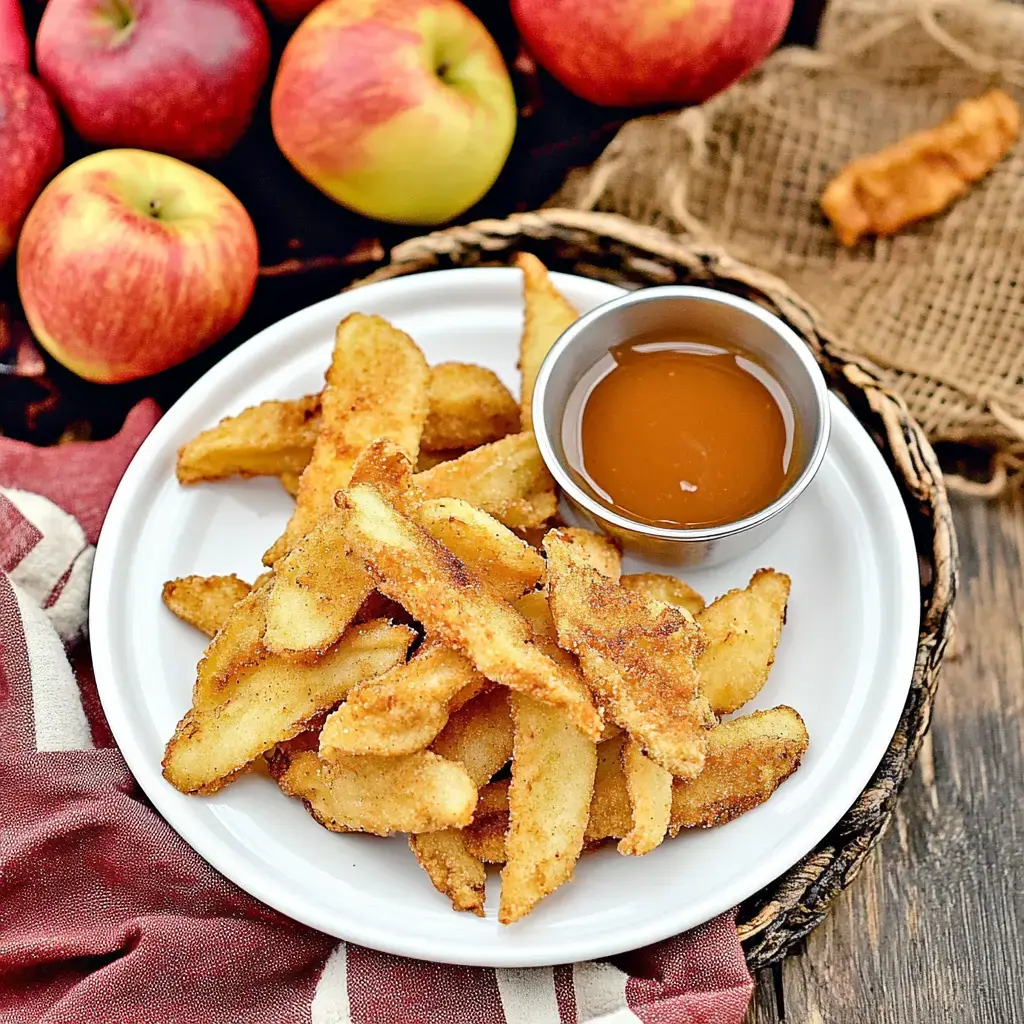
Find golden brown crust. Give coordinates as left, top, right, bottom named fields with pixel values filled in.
left=822, top=88, right=1021, bottom=246
left=268, top=313, right=431, bottom=563
left=162, top=620, right=413, bottom=794
left=343, top=485, right=602, bottom=739
left=620, top=573, right=705, bottom=616
left=176, top=394, right=321, bottom=486
left=319, top=645, right=485, bottom=759
left=430, top=687, right=514, bottom=789
left=423, top=362, right=520, bottom=451
left=413, top=432, right=557, bottom=532
left=499, top=691, right=597, bottom=924
left=516, top=252, right=578, bottom=431
left=162, top=574, right=252, bottom=638
left=270, top=746, right=476, bottom=836
left=409, top=832, right=486, bottom=915
left=669, top=706, right=809, bottom=831
left=696, top=569, right=790, bottom=716
left=545, top=530, right=713, bottom=778
left=462, top=780, right=511, bottom=864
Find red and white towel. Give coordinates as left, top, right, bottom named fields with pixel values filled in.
left=0, top=401, right=755, bottom=1024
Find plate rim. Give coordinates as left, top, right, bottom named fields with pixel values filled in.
left=90, top=267, right=921, bottom=967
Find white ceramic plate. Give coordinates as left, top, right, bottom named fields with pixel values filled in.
left=91, top=268, right=920, bottom=967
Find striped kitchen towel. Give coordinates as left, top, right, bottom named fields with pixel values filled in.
left=0, top=401, right=754, bottom=1024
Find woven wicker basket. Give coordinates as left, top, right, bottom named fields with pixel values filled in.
left=354, top=208, right=958, bottom=971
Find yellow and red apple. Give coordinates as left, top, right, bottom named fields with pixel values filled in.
left=17, top=150, right=259, bottom=384
left=0, top=66, right=63, bottom=266
left=36, top=0, right=270, bottom=161
left=511, top=0, right=794, bottom=107
left=271, top=0, right=517, bottom=225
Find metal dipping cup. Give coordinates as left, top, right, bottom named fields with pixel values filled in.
left=531, top=287, right=831, bottom=568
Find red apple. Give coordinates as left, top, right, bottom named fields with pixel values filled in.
left=36, top=0, right=271, bottom=161
left=0, top=67, right=63, bottom=265
left=271, top=0, right=516, bottom=225
left=17, top=150, right=259, bottom=383
left=511, top=0, right=793, bottom=107
left=0, top=0, right=30, bottom=69
left=261, top=0, right=320, bottom=24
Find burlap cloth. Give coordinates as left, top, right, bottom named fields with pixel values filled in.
left=553, top=0, right=1024, bottom=495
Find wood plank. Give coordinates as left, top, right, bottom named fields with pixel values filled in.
left=748, top=492, right=1024, bottom=1023
left=745, top=966, right=782, bottom=1023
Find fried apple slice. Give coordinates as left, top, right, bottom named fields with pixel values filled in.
left=176, top=363, right=516, bottom=489
left=412, top=691, right=513, bottom=912
left=516, top=253, right=578, bottom=431
left=697, top=569, right=790, bottom=715
left=545, top=529, right=713, bottom=777
left=342, top=485, right=601, bottom=739
left=499, top=691, right=597, bottom=924
left=430, top=687, right=513, bottom=787
left=265, top=313, right=430, bottom=564
left=620, top=573, right=705, bottom=617
left=162, top=574, right=251, bottom=637
left=555, top=527, right=622, bottom=580
left=413, top=498, right=545, bottom=603
left=669, top=707, right=808, bottom=831
left=585, top=733, right=632, bottom=844
left=268, top=746, right=475, bottom=835
left=618, top=738, right=672, bottom=856
left=191, top=580, right=272, bottom=707
left=319, top=645, right=486, bottom=759
left=163, top=620, right=413, bottom=794
left=423, top=362, right=520, bottom=451
left=263, top=508, right=374, bottom=656
left=414, top=432, right=557, bottom=531
left=463, top=780, right=511, bottom=862
left=409, top=830, right=487, bottom=916
left=348, top=438, right=417, bottom=509
left=176, top=394, right=321, bottom=486
left=263, top=441, right=419, bottom=658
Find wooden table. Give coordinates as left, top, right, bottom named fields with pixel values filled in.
left=746, top=492, right=1023, bottom=1024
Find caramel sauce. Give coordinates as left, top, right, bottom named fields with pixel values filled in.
left=564, top=336, right=796, bottom=530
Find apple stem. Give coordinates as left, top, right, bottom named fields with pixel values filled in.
left=436, top=62, right=451, bottom=83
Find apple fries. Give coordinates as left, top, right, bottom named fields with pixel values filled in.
left=545, top=529, right=714, bottom=778
left=414, top=432, right=558, bottom=531
left=319, top=645, right=485, bottom=759
left=500, top=691, right=597, bottom=924
left=176, top=364, right=519, bottom=490
left=162, top=574, right=252, bottom=637
left=162, top=256, right=811, bottom=924
left=163, top=619, right=414, bottom=793
left=696, top=569, right=790, bottom=715
left=267, top=313, right=430, bottom=563
left=516, top=252, right=578, bottom=430
left=342, top=483, right=601, bottom=740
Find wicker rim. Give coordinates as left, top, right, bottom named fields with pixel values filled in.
left=352, top=208, right=958, bottom=971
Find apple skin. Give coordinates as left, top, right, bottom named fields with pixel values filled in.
left=261, top=0, right=320, bottom=24
left=271, top=0, right=516, bottom=225
left=0, top=67, right=64, bottom=265
left=511, top=0, right=793, bottom=107
left=17, top=150, right=259, bottom=383
left=36, top=0, right=271, bottom=161
left=0, top=0, right=30, bottom=69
